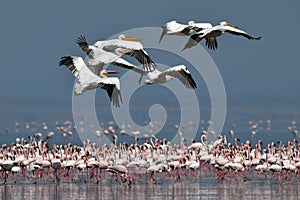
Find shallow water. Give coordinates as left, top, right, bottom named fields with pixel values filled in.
left=1, top=170, right=300, bottom=200
left=1, top=104, right=300, bottom=199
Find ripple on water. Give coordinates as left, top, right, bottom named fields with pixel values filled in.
left=1, top=171, right=300, bottom=200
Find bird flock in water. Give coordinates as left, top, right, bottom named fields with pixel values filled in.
left=1, top=119, right=300, bottom=186
left=2, top=19, right=286, bottom=186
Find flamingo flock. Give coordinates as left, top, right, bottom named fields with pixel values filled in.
left=1, top=125, right=300, bottom=186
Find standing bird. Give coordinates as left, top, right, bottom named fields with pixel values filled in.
left=76, top=35, right=156, bottom=74
left=59, top=56, right=122, bottom=107
left=182, top=21, right=261, bottom=50
left=159, top=20, right=212, bottom=43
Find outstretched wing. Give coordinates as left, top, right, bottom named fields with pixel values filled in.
left=98, top=77, right=122, bottom=107
left=76, top=35, right=94, bottom=57
left=59, top=56, right=98, bottom=84
left=93, top=63, right=105, bottom=76
left=182, top=33, right=203, bottom=51
left=124, top=49, right=156, bottom=72
left=159, top=28, right=167, bottom=43
left=102, top=39, right=156, bottom=72
left=59, top=56, right=122, bottom=107
left=219, top=25, right=261, bottom=40
left=111, top=57, right=145, bottom=74
left=189, top=22, right=212, bottom=32
left=159, top=65, right=197, bottom=89
left=225, top=29, right=262, bottom=40
left=205, top=37, right=218, bottom=50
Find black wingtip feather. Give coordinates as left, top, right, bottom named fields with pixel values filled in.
left=254, top=36, right=262, bottom=40
left=59, top=56, right=79, bottom=76
left=98, top=82, right=122, bottom=107
left=59, top=56, right=72, bottom=67
left=76, top=35, right=87, bottom=44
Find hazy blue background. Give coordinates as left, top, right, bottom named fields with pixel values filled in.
left=0, top=0, right=300, bottom=144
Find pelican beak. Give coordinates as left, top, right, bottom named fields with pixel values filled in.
left=121, top=37, right=142, bottom=42
left=159, top=29, right=167, bottom=43
left=103, top=70, right=119, bottom=76
left=227, top=23, right=238, bottom=29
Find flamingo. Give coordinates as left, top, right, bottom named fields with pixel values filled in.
left=107, top=165, right=132, bottom=186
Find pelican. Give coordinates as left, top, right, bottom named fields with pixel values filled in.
left=120, top=63, right=197, bottom=89
left=182, top=21, right=262, bottom=50
left=159, top=20, right=212, bottom=43
left=77, top=35, right=156, bottom=74
left=59, top=56, right=122, bottom=107
left=188, top=20, right=213, bottom=32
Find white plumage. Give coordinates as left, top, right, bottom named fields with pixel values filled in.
left=187, top=21, right=213, bottom=32
left=59, top=56, right=122, bottom=107
left=159, top=20, right=212, bottom=43
left=183, top=21, right=262, bottom=50
left=77, top=35, right=156, bottom=74
left=123, top=64, right=197, bottom=89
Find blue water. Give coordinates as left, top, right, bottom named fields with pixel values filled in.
left=1, top=95, right=300, bottom=147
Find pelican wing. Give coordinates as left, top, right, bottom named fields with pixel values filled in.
left=224, top=27, right=262, bottom=40
left=205, top=37, right=218, bottom=50
left=101, top=38, right=144, bottom=51
left=59, top=56, right=122, bottom=106
left=59, top=56, right=98, bottom=84
left=93, top=63, right=105, bottom=76
left=182, top=33, right=203, bottom=51
left=111, top=58, right=145, bottom=84
left=164, top=21, right=192, bottom=35
left=98, top=77, right=122, bottom=107
left=190, top=22, right=213, bottom=32
left=159, top=28, right=167, bottom=43
left=111, top=58, right=145, bottom=74
left=159, top=65, right=197, bottom=89
left=124, top=49, right=156, bottom=72
left=102, top=39, right=156, bottom=72
left=76, top=36, right=93, bottom=58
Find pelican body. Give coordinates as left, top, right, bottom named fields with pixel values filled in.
left=183, top=21, right=262, bottom=50
left=159, top=20, right=212, bottom=43
left=77, top=35, right=156, bottom=74
left=59, top=56, right=122, bottom=107
left=123, top=63, right=197, bottom=89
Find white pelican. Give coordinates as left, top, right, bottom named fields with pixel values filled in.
left=120, top=63, right=197, bottom=89
left=159, top=20, right=212, bottom=43
left=188, top=20, right=213, bottom=32
left=77, top=35, right=156, bottom=74
left=182, top=21, right=262, bottom=50
left=59, top=56, right=122, bottom=107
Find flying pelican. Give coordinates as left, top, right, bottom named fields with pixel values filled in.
left=118, top=63, right=197, bottom=89
left=77, top=35, right=156, bottom=74
left=188, top=20, right=213, bottom=32
left=182, top=21, right=262, bottom=50
left=159, top=20, right=212, bottom=43
left=59, top=56, right=122, bottom=107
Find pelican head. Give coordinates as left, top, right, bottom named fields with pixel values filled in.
left=166, top=20, right=177, bottom=25
left=100, top=70, right=119, bottom=78
left=188, top=20, right=196, bottom=25
left=220, top=21, right=238, bottom=29
left=118, top=34, right=142, bottom=42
